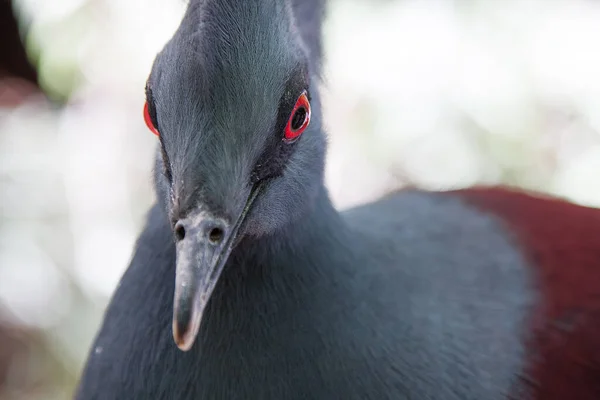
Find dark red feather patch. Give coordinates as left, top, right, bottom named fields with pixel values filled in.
left=452, top=187, right=600, bottom=400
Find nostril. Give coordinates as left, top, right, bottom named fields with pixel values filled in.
left=174, top=223, right=186, bottom=242
left=208, top=227, right=224, bottom=244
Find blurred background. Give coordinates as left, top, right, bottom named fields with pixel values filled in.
left=1, top=0, right=600, bottom=398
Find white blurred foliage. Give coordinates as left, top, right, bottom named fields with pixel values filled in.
left=9, top=0, right=184, bottom=303
left=0, top=226, right=71, bottom=328
left=323, top=0, right=600, bottom=207
left=57, top=93, right=152, bottom=299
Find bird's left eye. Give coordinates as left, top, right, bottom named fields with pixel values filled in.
left=284, top=92, right=310, bottom=142
left=143, top=101, right=160, bottom=137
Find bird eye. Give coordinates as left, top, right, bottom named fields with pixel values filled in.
left=143, top=101, right=160, bottom=137
left=284, top=92, right=310, bottom=142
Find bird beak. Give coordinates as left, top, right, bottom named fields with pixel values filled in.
left=172, top=183, right=263, bottom=351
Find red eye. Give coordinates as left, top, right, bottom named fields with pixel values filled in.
left=143, top=101, right=159, bottom=136
left=284, top=92, right=311, bottom=142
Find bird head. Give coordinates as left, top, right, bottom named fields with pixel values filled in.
left=143, top=0, right=325, bottom=351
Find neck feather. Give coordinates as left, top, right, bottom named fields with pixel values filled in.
left=237, top=184, right=345, bottom=265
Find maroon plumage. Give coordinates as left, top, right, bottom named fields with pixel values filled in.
left=454, top=187, right=600, bottom=399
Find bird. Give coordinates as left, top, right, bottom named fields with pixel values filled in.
left=74, top=0, right=600, bottom=399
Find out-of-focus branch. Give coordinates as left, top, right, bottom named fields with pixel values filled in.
left=0, top=0, right=38, bottom=85
left=0, top=0, right=41, bottom=107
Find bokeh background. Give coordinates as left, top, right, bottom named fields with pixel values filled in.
left=1, top=0, right=600, bottom=398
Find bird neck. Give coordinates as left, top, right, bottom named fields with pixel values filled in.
left=212, top=182, right=349, bottom=333
left=231, top=182, right=349, bottom=278
left=261, top=183, right=344, bottom=256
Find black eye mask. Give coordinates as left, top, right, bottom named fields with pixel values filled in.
left=250, top=63, right=310, bottom=184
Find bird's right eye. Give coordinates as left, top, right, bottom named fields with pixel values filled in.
left=143, top=101, right=160, bottom=137
left=283, top=92, right=310, bottom=143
